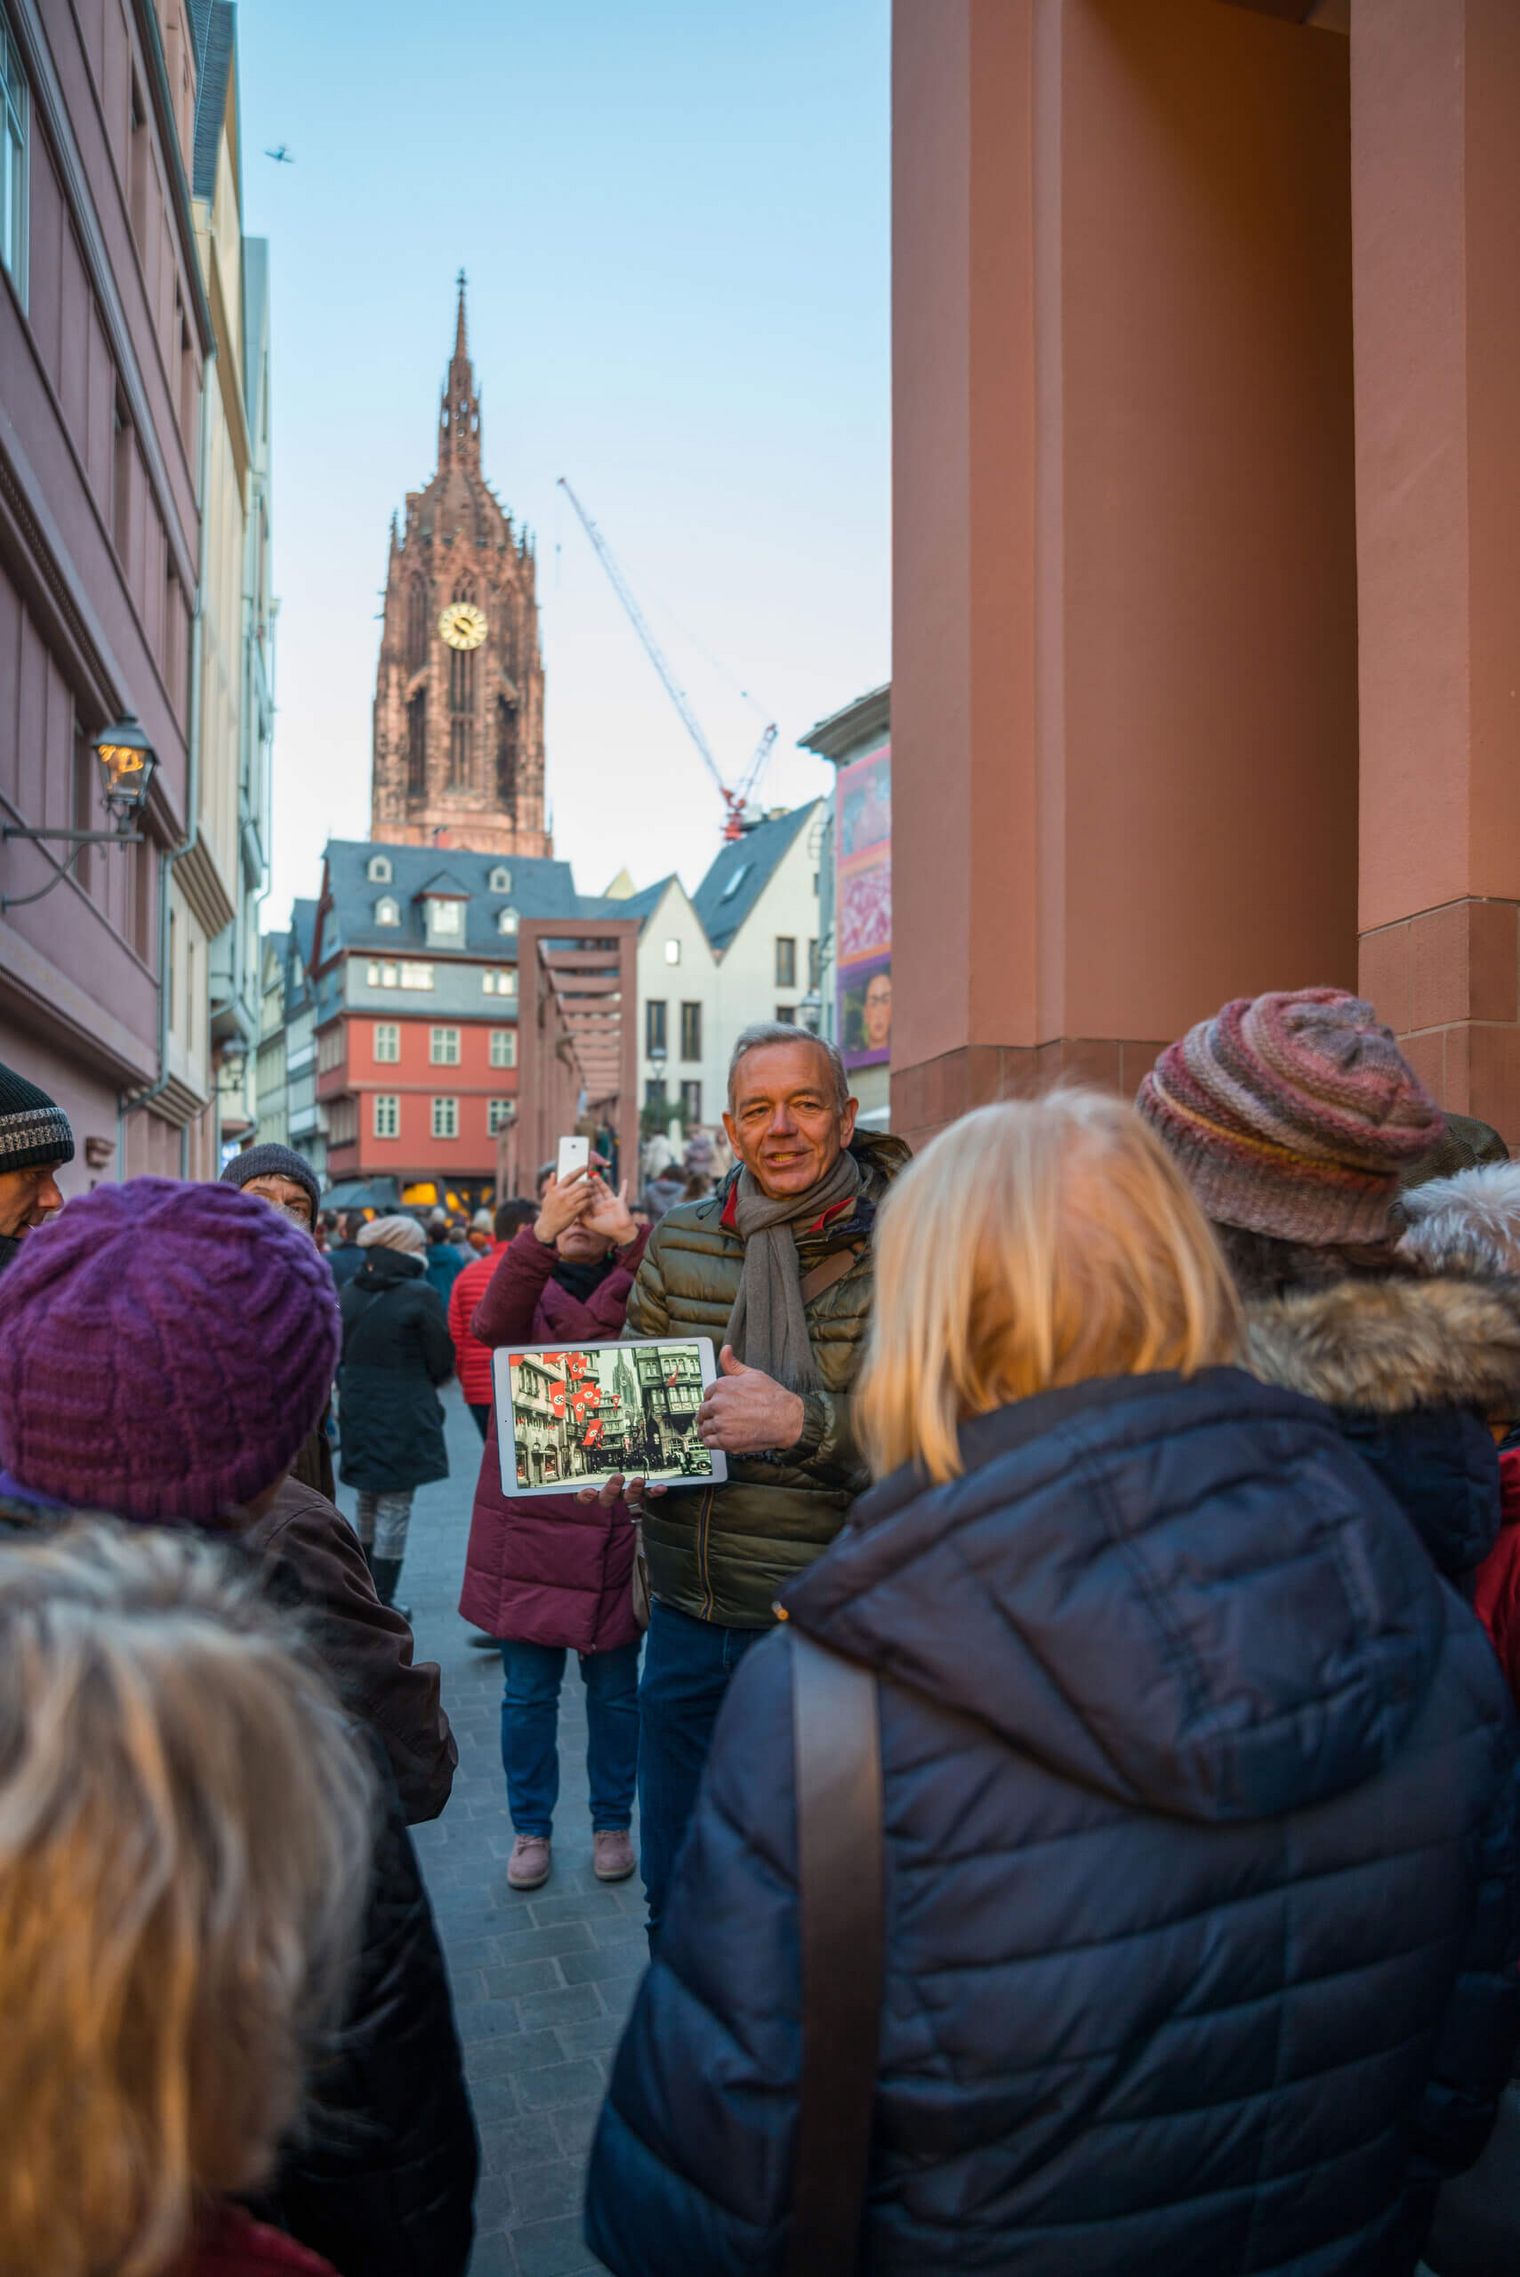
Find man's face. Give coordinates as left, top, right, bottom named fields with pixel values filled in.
left=0, top=1164, right=65, bottom=1243
left=863, top=972, right=892, bottom=1051
left=723, top=1043, right=857, bottom=1200
left=242, top=1174, right=314, bottom=1235
left=557, top=1219, right=610, bottom=1264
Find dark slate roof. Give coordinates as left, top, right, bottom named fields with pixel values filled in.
left=291, top=898, right=319, bottom=969
left=582, top=875, right=679, bottom=927
left=692, top=803, right=819, bottom=954
left=191, top=0, right=235, bottom=201
left=415, top=868, right=472, bottom=899
left=320, top=839, right=585, bottom=962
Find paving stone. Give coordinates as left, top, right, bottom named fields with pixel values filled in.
left=509, top=2157, right=588, bottom=2225
left=515, top=2058, right=608, bottom=2113
left=467, top=2028, right=569, bottom=2084
left=479, top=1955, right=566, bottom=2001
left=550, top=2105, right=601, bottom=2161
left=511, top=2214, right=601, bottom=2277
left=516, top=1980, right=606, bottom=2030
left=458, top=1998, right=528, bottom=2045
left=556, top=1942, right=647, bottom=1988
left=480, top=2111, right=561, bottom=2173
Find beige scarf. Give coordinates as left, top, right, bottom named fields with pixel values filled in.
left=724, top=1150, right=862, bottom=1392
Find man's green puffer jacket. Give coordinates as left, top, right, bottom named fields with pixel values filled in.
left=626, top=1131, right=909, bottom=1628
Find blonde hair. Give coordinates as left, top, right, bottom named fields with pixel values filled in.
left=0, top=1521, right=375, bottom=2277
left=859, top=1092, right=1242, bottom=1483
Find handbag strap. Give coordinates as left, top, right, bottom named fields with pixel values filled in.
left=783, top=1629, right=884, bottom=2277
left=797, top=1241, right=866, bottom=1309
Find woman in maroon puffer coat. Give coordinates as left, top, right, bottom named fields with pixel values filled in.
left=459, top=1168, right=648, bottom=1894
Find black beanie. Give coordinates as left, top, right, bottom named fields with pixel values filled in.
left=0, top=1061, right=75, bottom=1174
left=220, top=1142, right=321, bottom=1221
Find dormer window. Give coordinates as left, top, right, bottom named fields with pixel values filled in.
left=429, top=898, right=462, bottom=936
left=375, top=896, right=400, bottom=926
left=367, top=855, right=393, bottom=884
left=489, top=865, right=512, bottom=894
left=497, top=909, right=518, bottom=937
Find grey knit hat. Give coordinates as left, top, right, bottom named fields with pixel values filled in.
left=220, top=1143, right=321, bottom=1223
left=0, top=1061, right=75, bottom=1174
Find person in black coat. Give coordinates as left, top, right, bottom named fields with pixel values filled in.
left=339, top=1215, right=454, bottom=1611
left=0, top=1177, right=478, bottom=2277
left=584, top=1094, right=1520, bottom=2277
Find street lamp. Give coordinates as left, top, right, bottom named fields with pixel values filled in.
left=2, top=711, right=158, bottom=912
left=94, top=715, right=158, bottom=827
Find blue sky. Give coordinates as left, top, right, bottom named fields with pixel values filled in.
left=237, top=0, right=890, bottom=922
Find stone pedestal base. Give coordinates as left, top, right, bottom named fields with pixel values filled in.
left=1361, top=899, right=1520, bottom=1144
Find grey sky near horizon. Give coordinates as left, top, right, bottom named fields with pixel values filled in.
left=238, top=0, right=890, bottom=927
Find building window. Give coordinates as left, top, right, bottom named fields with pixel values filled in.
left=374, top=1095, right=400, bottom=1140
left=644, top=1077, right=667, bottom=1113
left=430, top=1025, right=460, bottom=1065
left=489, top=1027, right=517, bottom=1069
left=365, top=959, right=401, bottom=988
left=0, top=11, right=27, bottom=302
left=775, top=1005, right=798, bottom=1025
left=488, top=1098, right=513, bottom=1135
left=318, top=1026, right=344, bottom=1073
left=367, top=855, right=393, bottom=884
left=406, top=578, right=429, bottom=670
left=808, top=937, right=821, bottom=989
left=664, top=937, right=681, bottom=965
left=407, top=688, right=427, bottom=798
left=449, top=716, right=470, bottom=788
left=489, top=864, right=512, bottom=894
left=680, top=1002, right=702, bottom=1061
left=375, top=895, right=400, bottom=926
left=431, top=1096, right=458, bottom=1140
left=645, top=1000, right=667, bottom=1056
left=398, top=962, right=433, bottom=989
left=720, top=863, right=751, bottom=905
left=775, top=936, right=797, bottom=988
left=374, top=1022, right=400, bottom=1064
left=496, top=698, right=518, bottom=809
left=497, top=909, right=518, bottom=937
left=680, top=1080, right=702, bottom=1125
left=483, top=967, right=517, bottom=996
left=429, top=897, right=462, bottom=935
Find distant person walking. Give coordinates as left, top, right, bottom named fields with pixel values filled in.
left=0, top=1059, right=72, bottom=1275
left=339, top=1216, right=454, bottom=1614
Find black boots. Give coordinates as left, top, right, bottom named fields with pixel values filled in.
left=369, top=1556, right=411, bottom=1622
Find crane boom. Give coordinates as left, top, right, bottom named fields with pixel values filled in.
left=556, top=477, right=727, bottom=798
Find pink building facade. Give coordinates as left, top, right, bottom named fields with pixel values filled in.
left=0, top=0, right=210, bottom=1186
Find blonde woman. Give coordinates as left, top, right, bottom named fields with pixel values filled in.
left=0, top=1521, right=374, bottom=2277
left=586, top=1093, right=1519, bottom=2277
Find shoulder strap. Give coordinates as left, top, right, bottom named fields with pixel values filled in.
left=784, top=1630, right=884, bottom=2277
left=798, top=1241, right=865, bottom=1308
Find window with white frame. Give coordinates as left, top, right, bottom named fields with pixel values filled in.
left=664, top=938, right=680, bottom=965
left=488, top=1098, right=513, bottom=1135
left=430, top=1025, right=460, bottom=1065
left=775, top=936, right=797, bottom=988
left=431, top=1095, right=458, bottom=1140
left=374, top=1022, right=400, bottom=1064
left=375, top=896, right=400, bottom=926
left=398, top=962, right=433, bottom=989
left=367, top=854, right=392, bottom=884
left=497, top=908, right=518, bottom=937
left=429, top=897, right=462, bottom=935
left=364, top=959, right=400, bottom=987
left=681, top=1080, right=702, bottom=1125
left=489, top=865, right=512, bottom=894
left=489, top=1027, right=517, bottom=1069
left=0, top=9, right=28, bottom=303
left=374, top=1094, right=400, bottom=1139
left=482, top=967, right=517, bottom=996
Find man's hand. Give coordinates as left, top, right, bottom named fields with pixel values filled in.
left=582, top=1175, right=639, bottom=1249
left=697, top=1346, right=806, bottom=1456
left=534, top=1169, right=592, bottom=1246
left=576, top=1472, right=668, bottom=1513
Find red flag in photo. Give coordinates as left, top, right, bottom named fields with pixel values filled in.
left=549, top=1382, right=567, bottom=1418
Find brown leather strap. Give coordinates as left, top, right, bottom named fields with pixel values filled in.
left=784, top=1630, right=883, bottom=2277
left=798, top=1241, right=865, bottom=1308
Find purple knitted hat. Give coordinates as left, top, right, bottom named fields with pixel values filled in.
left=1136, top=988, right=1442, bottom=1245
left=0, top=1177, right=341, bottom=1523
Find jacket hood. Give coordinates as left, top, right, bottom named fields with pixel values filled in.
left=354, top=1247, right=425, bottom=1288
left=784, top=1368, right=1444, bottom=1825
left=1245, top=1273, right=1520, bottom=1417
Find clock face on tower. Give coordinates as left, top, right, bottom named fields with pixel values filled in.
left=438, top=601, right=488, bottom=651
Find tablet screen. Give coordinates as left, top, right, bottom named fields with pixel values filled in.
left=491, top=1337, right=728, bottom=1498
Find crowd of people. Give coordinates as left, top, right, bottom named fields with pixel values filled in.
left=3, top=988, right=1520, bottom=2274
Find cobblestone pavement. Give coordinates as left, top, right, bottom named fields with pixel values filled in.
left=336, top=1379, right=635, bottom=2277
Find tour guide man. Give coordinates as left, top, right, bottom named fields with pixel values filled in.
left=611, top=1021, right=908, bottom=1940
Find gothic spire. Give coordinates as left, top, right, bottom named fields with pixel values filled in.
left=438, top=269, right=480, bottom=471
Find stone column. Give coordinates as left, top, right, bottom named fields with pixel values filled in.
left=1352, top=0, right=1520, bottom=1139
left=890, top=0, right=1359, bottom=1152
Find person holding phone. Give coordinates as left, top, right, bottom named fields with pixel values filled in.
left=457, top=1163, right=650, bottom=1893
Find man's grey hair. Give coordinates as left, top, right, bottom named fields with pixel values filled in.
left=1398, top=1161, right=1520, bottom=1277
left=726, top=1023, right=851, bottom=1114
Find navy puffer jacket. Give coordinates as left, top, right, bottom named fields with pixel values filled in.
left=586, top=1369, right=1520, bottom=2277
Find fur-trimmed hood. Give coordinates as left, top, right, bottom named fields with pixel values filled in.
left=1245, top=1273, right=1519, bottom=1580
left=1246, top=1273, right=1520, bottom=1418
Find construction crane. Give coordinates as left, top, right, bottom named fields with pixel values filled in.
left=557, top=476, right=777, bottom=841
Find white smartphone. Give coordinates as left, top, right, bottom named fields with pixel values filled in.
left=557, top=1134, right=590, bottom=1183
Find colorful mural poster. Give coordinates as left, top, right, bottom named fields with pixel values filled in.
left=836, top=745, right=891, bottom=1068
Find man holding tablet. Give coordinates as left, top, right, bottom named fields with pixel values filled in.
left=618, top=1022, right=909, bottom=1942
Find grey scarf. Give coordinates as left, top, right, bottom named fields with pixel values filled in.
left=724, top=1149, right=863, bottom=1391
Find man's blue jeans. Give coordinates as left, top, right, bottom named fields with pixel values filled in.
left=638, top=1600, right=764, bottom=1943
left=499, top=1638, right=641, bottom=1838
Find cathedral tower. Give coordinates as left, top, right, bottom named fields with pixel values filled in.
left=370, top=277, right=550, bottom=855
